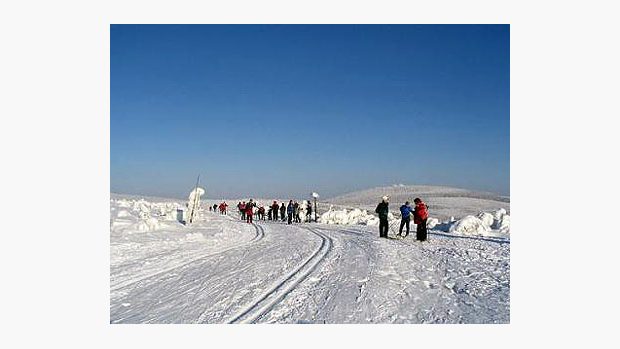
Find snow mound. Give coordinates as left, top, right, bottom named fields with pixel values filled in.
left=136, top=217, right=161, bottom=232
left=497, top=214, right=510, bottom=234
left=117, top=210, right=132, bottom=218
left=319, top=206, right=379, bottom=226
left=449, top=215, right=490, bottom=236
left=493, top=208, right=507, bottom=222
left=426, top=217, right=440, bottom=229
left=485, top=208, right=510, bottom=234
left=477, top=212, right=495, bottom=228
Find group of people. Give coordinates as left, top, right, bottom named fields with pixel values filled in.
left=235, top=200, right=314, bottom=225
left=207, top=195, right=429, bottom=241
left=375, top=196, right=429, bottom=241
left=209, top=202, right=228, bottom=215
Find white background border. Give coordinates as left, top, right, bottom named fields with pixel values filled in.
left=2, top=0, right=618, bottom=348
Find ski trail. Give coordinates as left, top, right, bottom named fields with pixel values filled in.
left=111, top=223, right=265, bottom=293
left=223, top=226, right=332, bottom=324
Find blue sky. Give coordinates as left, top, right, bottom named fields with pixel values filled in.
left=111, top=25, right=509, bottom=199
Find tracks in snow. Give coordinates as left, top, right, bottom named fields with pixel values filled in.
left=110, top=223, right=265, bottom=293
left=224, top=226, right=333, bottom=324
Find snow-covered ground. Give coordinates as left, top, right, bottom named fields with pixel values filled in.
left=110, top=186, right=510, bottom=324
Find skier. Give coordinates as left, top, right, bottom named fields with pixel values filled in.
left=213, top=204, right=218, bottom=212
left=413, top=198, right=429, bottom=241
left=245, top=199, right=255, bottom=224
left=271, top=201, right=280, bottom=222
left=306, top=201, right=313, bottom=222
left=240, top=201, right=246, bottom=221
left=287, top=200, right=294, bottom=224
left=280, top=203, right=286, bottom=222
left=375, top=196, right=389, bottom=238
left=258, top=205, right=265, bottom=221
left=398, top=201, right=414, bottom=237
left=267, top=206, right=273, bottom=220
left=293, top=201, right=300, bottom=223
left=222, top=201, right=228, bottom=215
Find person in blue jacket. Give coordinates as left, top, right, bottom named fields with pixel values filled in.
left=398, top=201, right=414, bottom=237
left=287, top=200, right=294, bottom=225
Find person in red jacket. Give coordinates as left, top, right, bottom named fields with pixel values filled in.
left=239, top=202, right=246, bottom=221
left=245, top=199, right=255, bottom=224
left=413, top=198, right=429, bottom=241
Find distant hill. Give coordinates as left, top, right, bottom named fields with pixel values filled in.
left=323, top=185, right=510, bottom=221
left=110, top=193, right=184, bottom=203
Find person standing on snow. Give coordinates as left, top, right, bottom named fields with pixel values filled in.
left=280, top=203, right=286, bottom=222
left=245, top=199, right=255, bottom=224
left=213, top=204, right=218, bottom=212
left=375, top=196, right=390, bottom=238
left=306, top=201, right=313, bottom=222
left=287, top=200, right=294, bottom=225
left=258, top=205, right=266, bottom=221
left=293, top=201, right=301, bottom=223
left=240, top=201, right=246, bottom=221
left=398, top=201, right=414, bottom=237
left=413, top=198, right=429, bottom=241
left=271, top=201, right=280, bottom=222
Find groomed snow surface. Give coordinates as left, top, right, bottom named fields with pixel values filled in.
left=110, top=190, right=510, bottom=324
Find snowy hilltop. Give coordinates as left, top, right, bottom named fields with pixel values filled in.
left=322, top=184, right=509, bottom=221
left=110, top=185, right=510, bottom=324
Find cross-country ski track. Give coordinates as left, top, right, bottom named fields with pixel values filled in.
left=110, top=210, right=510, bottom=324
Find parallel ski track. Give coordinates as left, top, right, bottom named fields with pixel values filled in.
left=110, top=223, right=265, bottom=292
left=225, top=226, right=333, bottom=324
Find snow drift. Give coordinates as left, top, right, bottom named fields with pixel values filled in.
left=317, top=205, right=510, bottom=236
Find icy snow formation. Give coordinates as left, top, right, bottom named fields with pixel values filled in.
left=110, top=198, right=184, bottom=232
left=448, top=215, right=490, bottom=235
left=319, top=206, right=381, bottom=226
left=318, top=205, right=510, bottom=237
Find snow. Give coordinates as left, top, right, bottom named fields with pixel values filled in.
left=448, top=215, right=490, bottom=235
left=317, top=204, right=509, bottom=237
left=110, top=185, right=510, bottom=324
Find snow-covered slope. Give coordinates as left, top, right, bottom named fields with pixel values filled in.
left=110, top=186, right=510, bottom=324
left=323, top=184, right=509, bottom=221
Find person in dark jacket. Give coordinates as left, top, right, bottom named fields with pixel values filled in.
left=293, top=201, right=300, bottom=223
left=413, top=198, right=429, bottom=241
left=271, top=201, right=280, bottom=222
left=280, top=203, right=286, bottom=222
left=287, top=200, right=294, bottom=224
left=258, top=205, right=266, bottom=221
left=398, top=201, right=414, bottom=237
left=306, top=201, right=313, bottom=222
left=375, top=196, right=389, bottom=238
